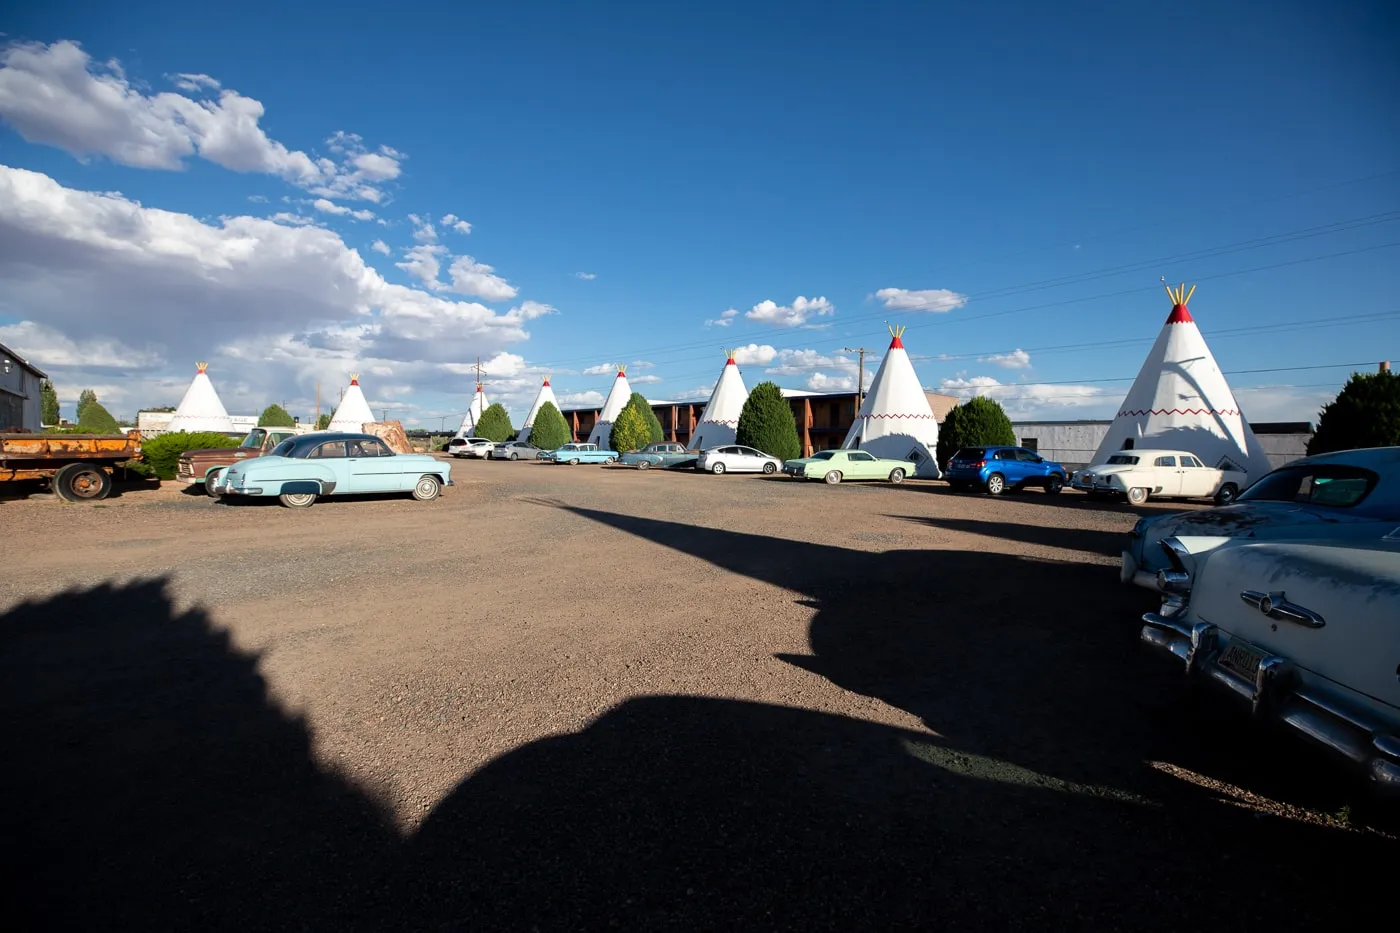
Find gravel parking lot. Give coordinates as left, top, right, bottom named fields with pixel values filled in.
left=2, top=460, right=1391, bottom=930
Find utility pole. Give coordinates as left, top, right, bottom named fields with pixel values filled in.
left=315, top=381, right=321, bottom=423
left=843, top=346, right=871, bottom=410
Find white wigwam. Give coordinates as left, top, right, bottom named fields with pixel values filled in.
left=587, top=365, right=631, bottom=448
left=166, top=362, right=235, bottom=433
left=328, top=373, right=375, bottom=431
left=690, top=351, right=749, bottom=449
left=1091, top=284, right=1272, bottom=479
left=516, top=376, right=558, bottom=444
left=457, top=383, right=488, bottom=437
left=841, top=325, right=941, bottom=478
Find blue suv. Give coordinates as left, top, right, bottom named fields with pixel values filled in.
left=945, top=446, right=1068, bottom=496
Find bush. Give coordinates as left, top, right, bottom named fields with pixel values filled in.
left=141, top=431, right=239, bottom=480
left=77, top=400, right=121, bottom=434
left=935, top=396, right=1016, bottom=466
left=628, top=392, right=663, bottom=444
left=1308, top=369, right=1400, bottom=455
left=529, top=401, right=571, bottom=450
left=736, top=381, right=800, bottom=461
left=258, top=404, right=296, bottom=427
left=610, top=400, right=652, bottom=453
left=475, top=403, right=514, bottom=442
left=315, top=413, right=331, bottom=430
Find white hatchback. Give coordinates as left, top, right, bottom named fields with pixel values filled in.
left=696, top=445, right=782, bottom=475
left=448, top=436, right=495, bottom=459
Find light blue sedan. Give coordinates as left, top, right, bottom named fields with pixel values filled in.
left=541, top=442, right=619, bottom=465
left=219, top=432, right=453, bottom=508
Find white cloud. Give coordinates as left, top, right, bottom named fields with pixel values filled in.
left=1233, top=386, right=1335, bottom=425
left=311, top=198, right=374, bottom=221
left=369, top=239, right=391, bottom=255
left=352, top=151, right=400, bottom=182
left=501, top=300, right=556, bottom=323
left=806, top=372, right=856, bottom=391
left=630, top=360, right=655, bottom=369
left=978, top=348, right=1031, bottom=369
left=396, top=243, right=447, bottom=290
left=574, top=271, right=597, bottom=280
left=583, top=363, right=618, bottom=375
left=674, top=383, right=717, bottom=401
left=411, top=219, right=438, bottom=242
left=447, top=255, right=517, bottom=302
left=765, top=348, right=863, bottom=377
left=730, top=343, right=778, bottom=365
left=0, top=165, right=541, bottom=415
left=170, top=73, right=220, bottom=92
left=938, top=375, right=1106, bottom=419
left=745, top=296, right=834, bottom=328
left=876, top=287, right=968, bottom=313
left=268, top=212, right=320, bottom=226
left=558, top=390, right=604, bottom=406
left=704, top=308, right=738, bottom=327
left=441, top=213, right=472, bottom=234
left=630, top=374, right=663, bottom=385
left=0, top=40, right=400, bottom=201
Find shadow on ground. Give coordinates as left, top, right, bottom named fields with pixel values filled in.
left=3, top=532, right=1391, bottom=930
left=887, top=513, right=1128, bottom=556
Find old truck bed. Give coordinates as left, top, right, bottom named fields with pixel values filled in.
left=0, top=431, right=142, bottom=493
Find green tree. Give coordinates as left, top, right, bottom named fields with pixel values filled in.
left=315, top=413, right=332, bottom=430
left=935, top=396, right=1017, bottom=466
left=610, top=399, right=652, bottom=453
left=40, top=380, right=60, bottom=425
left=627, top=392, right=664, bottom=444
left=474, top=403, right=514, bottom=442
left=139, top=406, right=177, bottom=413
left=77, top=388, right=99, bottom=422
left=258, top=403, right=296, bottom=427
left=1307, top=369, right=1400, bottom=455
left=77, top=400, right=121, bottom=434
left=736, top=381, right=800, bottom=461
left=528, top=401, right=571, bottom=450
left=140, top=431, right=239, bottom=480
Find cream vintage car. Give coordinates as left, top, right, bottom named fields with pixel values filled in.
left=1141, top=531, right=1400, bottom=793
left=1072, top=448, right=1248, bottom=506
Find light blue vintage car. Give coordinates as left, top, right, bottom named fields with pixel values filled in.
left=218, top=432, right=452, bottom=508
left=541, top=442, right=619, bottom=465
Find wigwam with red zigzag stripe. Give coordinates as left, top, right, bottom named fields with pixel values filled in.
left=840, top=325, right=942, bottom=478
left=1090, top=284, right=1272, bottom=480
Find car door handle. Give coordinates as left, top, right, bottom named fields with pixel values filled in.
left=1240, top=590, right=1325, bottom=628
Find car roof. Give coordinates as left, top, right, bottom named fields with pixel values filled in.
left=1288, top=446, right=1400, bottom=468
left=1104, top=449, right=1197, bottom=457
left=281, top=432, right=383, bottom=455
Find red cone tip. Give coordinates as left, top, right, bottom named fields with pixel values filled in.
left=725, top=357, right=736, bottom=365
left=1166, top=303, right=1194, bottom=324
left=889, top=334, right=905, bottom=349
left=616, top=370, right=626, bottom=378
left=543, top=379, right=550, bottom=386
left=349, top=378, right=359, bottom=385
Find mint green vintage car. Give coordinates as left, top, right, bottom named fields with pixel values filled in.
left=782, top=449, right=914, bottom=485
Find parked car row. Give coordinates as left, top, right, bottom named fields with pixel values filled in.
left=1122, top=445, right=1400, bottom=796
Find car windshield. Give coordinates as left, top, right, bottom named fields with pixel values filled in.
left=810, top=451, right=836, bottom=461
left=269, top=439, right=296, bottom=457
left=1238, top=464, right=1380, bottom=509
left=953, top=448, right=985, bottom=461
left=240, top=430, right=264, bottom=449
left=1106, top=455, right=1139, bottom=465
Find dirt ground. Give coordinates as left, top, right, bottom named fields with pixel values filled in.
left=1, top=460, right=1392, bottom=930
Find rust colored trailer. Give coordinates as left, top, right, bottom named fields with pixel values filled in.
left=0, top=430, right=142, bottom=501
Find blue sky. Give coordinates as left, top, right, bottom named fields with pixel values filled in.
left=1, top=0, right=1397, bottom=426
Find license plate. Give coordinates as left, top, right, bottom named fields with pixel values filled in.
left=1218, top=639, right=1265, bottom=681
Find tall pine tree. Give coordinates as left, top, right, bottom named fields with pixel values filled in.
left=40, top=380, right=60, bottom=425
left=736, top=381, right=800, bottom=461
left=528, top=402, right=571, bottom=450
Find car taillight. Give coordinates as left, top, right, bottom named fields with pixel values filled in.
left=972, top=460, right=986, bottom=468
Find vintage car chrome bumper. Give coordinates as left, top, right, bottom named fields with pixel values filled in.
left=1141, top=613, right=1400, bottom=795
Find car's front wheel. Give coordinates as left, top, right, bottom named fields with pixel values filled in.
left=509, top=453, right=518, bottom=461
left=637, top=460, right=651, bottom=470
left=824, top=470, right=842, bottom=485
left=711, top=461, right=726, bottom=474
left=762, top=461, right=777, bottom=474
left=569, top=458, right=580, bottom=465
left=605, top=456, right=617, bottom=464
left=412, top=475, right=441, bottom=501
left=1214, top=482, right=1239, bottom=506
left=53, top=463, right=112, bottom=502
left=985, top=473, right=1006, bottom=495
left=279, top=492, right=317, bottom=509
left=888, top=468, right=905, bottom=484
left=205, top=471, right=223, bottom=496
left=1127, top=487, right=1150, bottom=505
left=1045, top=473, right=1064, bottom=495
